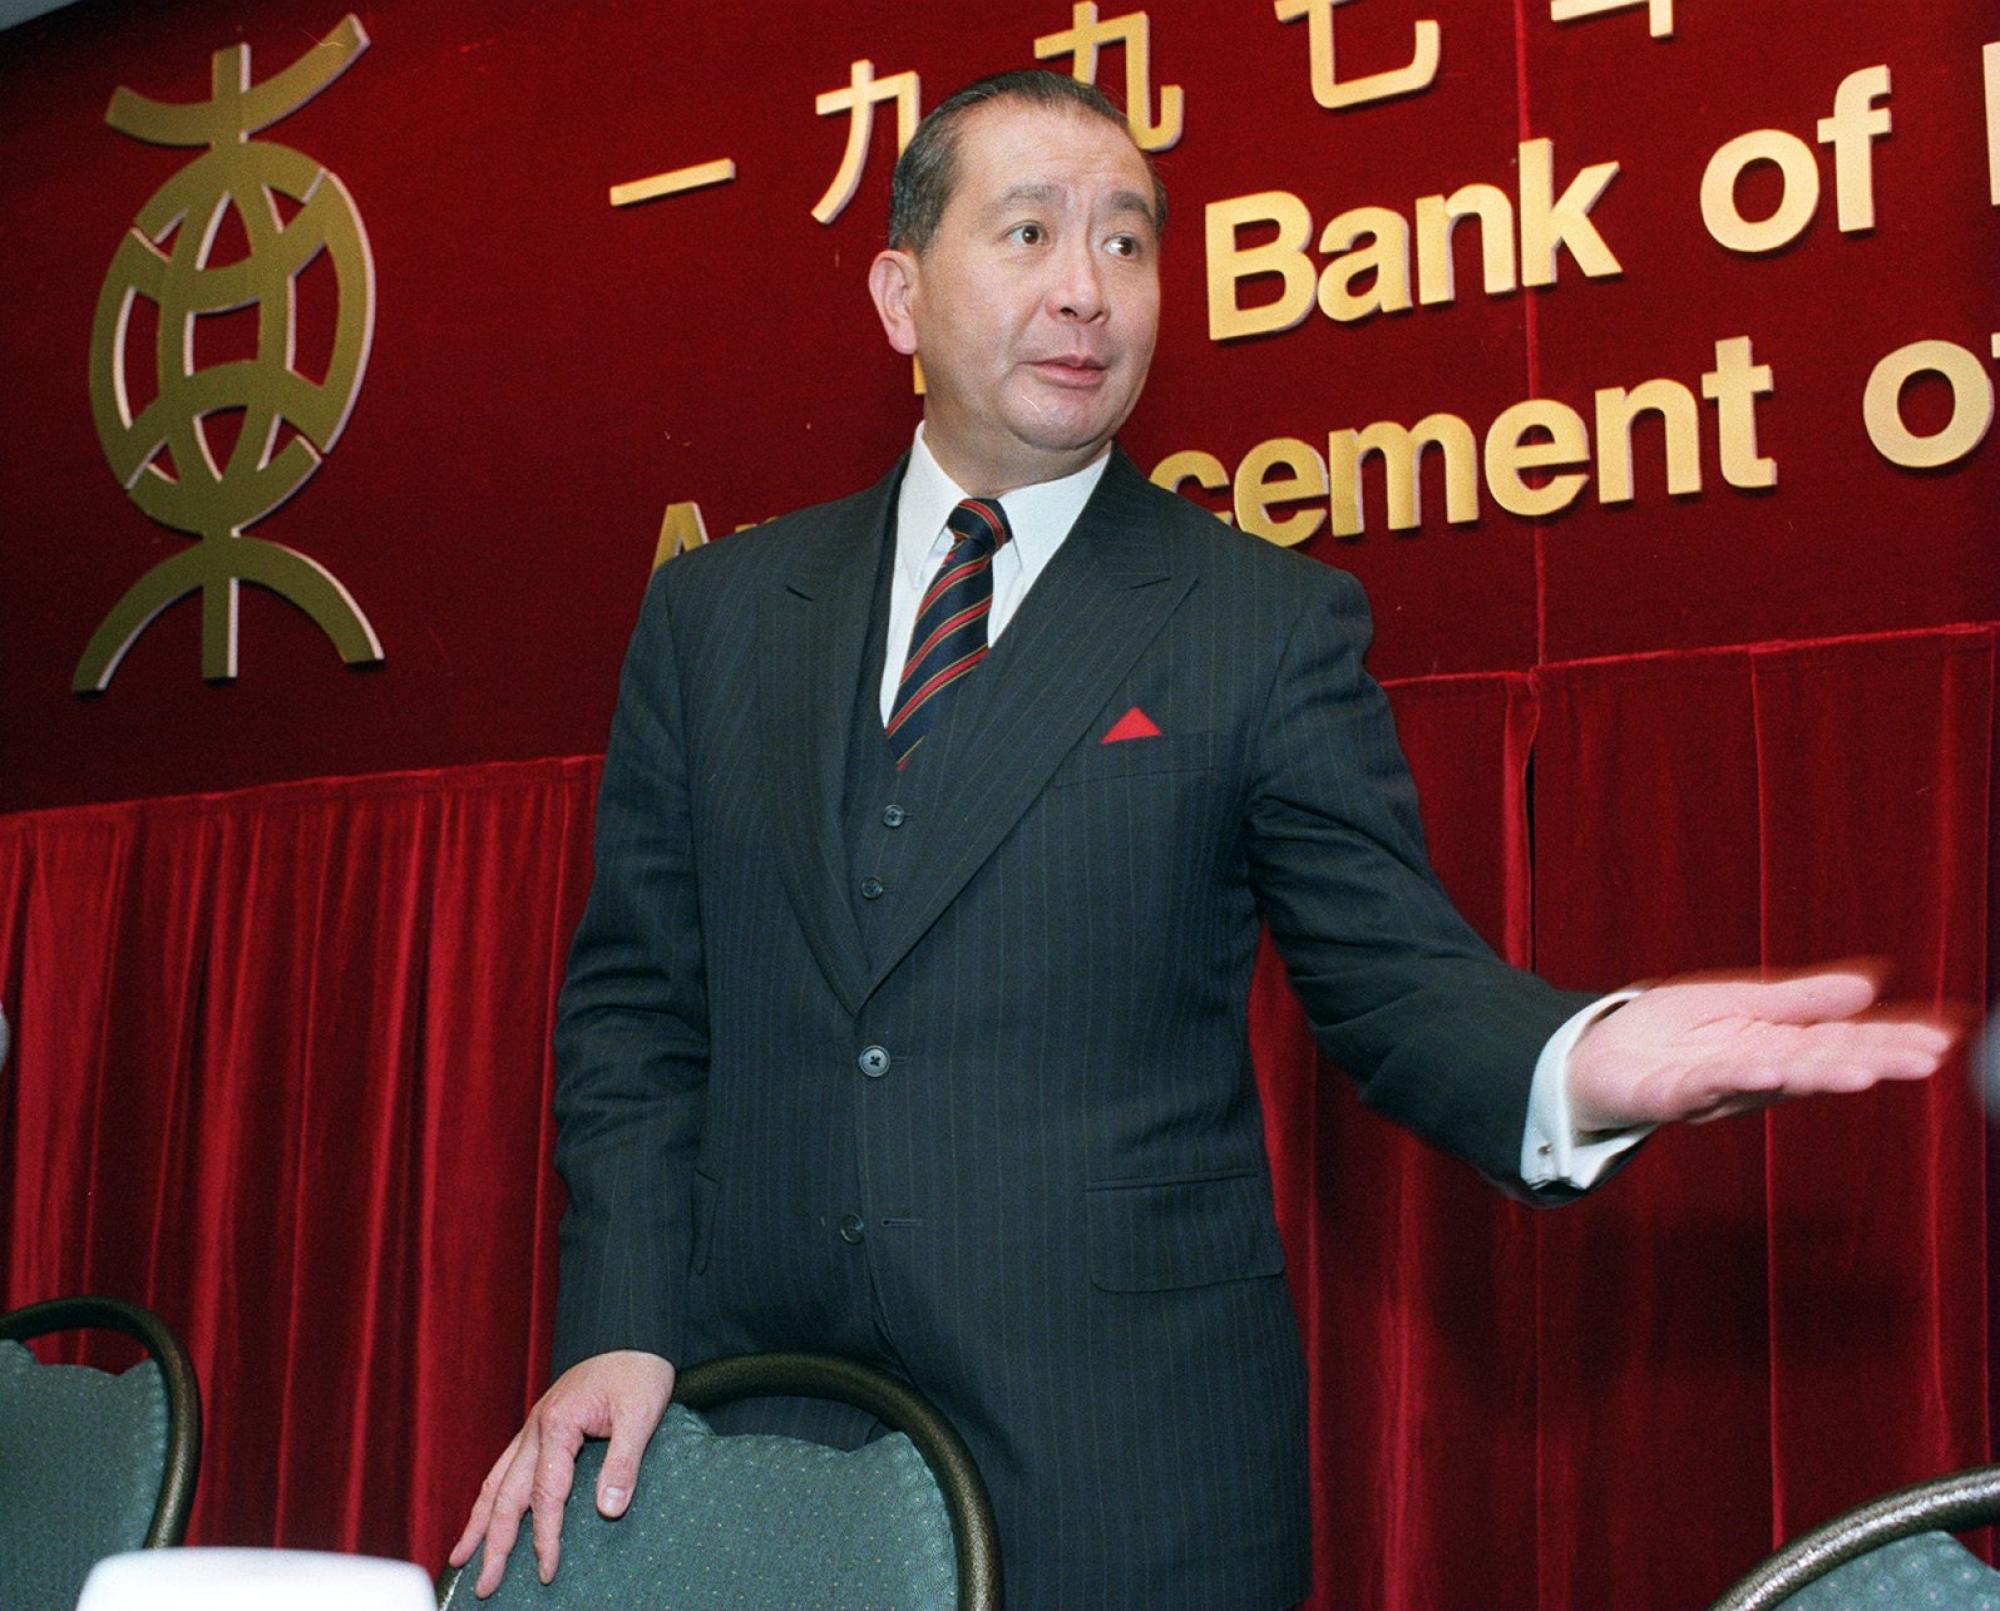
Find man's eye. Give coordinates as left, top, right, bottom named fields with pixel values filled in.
left=1106, top=234, right=1140, bottom=258
left=1009, top=223, right=1045, bottom=245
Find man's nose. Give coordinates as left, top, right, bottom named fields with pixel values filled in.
left=1047, top=239, right=1106, bottom=322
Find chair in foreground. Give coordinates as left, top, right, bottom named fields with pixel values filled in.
left=1708, top=1463, right=2000, bottom=1610
left=439, top=1351, right=1002, bottom=1610
left=0, top=1294, right=203, bottom=1610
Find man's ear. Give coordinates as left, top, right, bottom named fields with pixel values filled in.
left=868, top=248, right=920, bottom=357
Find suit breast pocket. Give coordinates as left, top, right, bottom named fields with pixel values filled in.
left=1085, top=1167, right=1287, bottom=1293
left=1047, top=730, right=1217, bottom=789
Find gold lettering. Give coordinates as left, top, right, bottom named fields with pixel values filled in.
left=1272, top=0, right=1440, bottom=112
left=1328, top=415, right=1479, bottom=535
left=1485, top=400, right=1590, bottom=518
left=1034, top=3, right=1184, bottom=151
left=1701, top=336, right=1777, bottom=489
left=653, top=501, right=711, bottom=570
left=1316, top=206, right=1411, bottom=322
left=1168, top=345, right=1786, bottom=541
left=1863, top=339, right=1995, bottom=470
left=1518, top=138, right=1621, bottom=287
left=1814, top=65, right=1891, bottom=233
left=812, top=59, right=921, bottom=225
left=1151, top=449, right=1234, bottom=523
left=1594, top=378, right=1701, bottom=504
left=1206, top=191, right=1317, bottom=340
left=1701, top=129, right=1818, bottom=254
left=609, top=157, right=736, bottom=209
left=1234, top=437, right=1328, bottom=545
left=1985, top=42, right=1999, bottom=207
left=1549, top=0, right=1672, bottom=40
left=1414, top=183, right=1516, bottom=305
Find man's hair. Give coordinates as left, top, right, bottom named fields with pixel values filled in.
left=886, top=69, right=1168, bottom=254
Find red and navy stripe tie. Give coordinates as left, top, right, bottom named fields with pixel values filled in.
left=887, top=496, right=1012, bottom=770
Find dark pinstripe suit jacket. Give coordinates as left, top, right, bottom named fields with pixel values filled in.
left=551, top=446, right=1594, bottom=1610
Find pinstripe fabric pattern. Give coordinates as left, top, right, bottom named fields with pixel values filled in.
left=553, top=448, right=1595, bottom=1610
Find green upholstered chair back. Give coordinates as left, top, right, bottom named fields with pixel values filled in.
left=0, top=1296, right=202, bottom=1611
left=438, top=1352, right=1001, bottom=1611
left=1776, top=1530, right=2000, bottom=1609
left=1708, top=1463, right=2000, bottom=1611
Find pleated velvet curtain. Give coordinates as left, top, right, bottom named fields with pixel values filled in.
left=1, top=625, right=1992, bottom=1609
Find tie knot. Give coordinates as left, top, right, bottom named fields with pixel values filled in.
left=946, top=497, right=1011, bottom=553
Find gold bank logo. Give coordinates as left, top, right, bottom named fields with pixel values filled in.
left=78, top=14, right=381, bottom=691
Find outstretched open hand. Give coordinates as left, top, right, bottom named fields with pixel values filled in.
left=1566, top=969, right=1957, bottom=1134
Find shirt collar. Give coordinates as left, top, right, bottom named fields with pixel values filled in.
left=896, top=424, right=1112, bottom=590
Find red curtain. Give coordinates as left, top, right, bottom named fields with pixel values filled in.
left=1528, top=627, right=1994, bottom=1609
left=0, top=630, right=1993, bottom=1608
left=1261, top=672, right=1546, bottom=1611
left=0, top=760, right=595, bottom=1562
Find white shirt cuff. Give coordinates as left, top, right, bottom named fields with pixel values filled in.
left=1521, top=990, right=1650, bottom=1190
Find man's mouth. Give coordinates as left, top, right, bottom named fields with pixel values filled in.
left=1026, top=355, right=1109, bottom=387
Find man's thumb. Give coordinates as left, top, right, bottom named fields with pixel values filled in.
left=596, top=1411, right=657, bottom=1518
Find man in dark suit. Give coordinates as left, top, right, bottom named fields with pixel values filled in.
left=453, top=70, right=1952, bottom=1608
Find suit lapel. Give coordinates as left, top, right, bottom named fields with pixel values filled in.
left=756, top=460, right=904, bottom=1017
left=862, top=449, right=1196, bottom=1000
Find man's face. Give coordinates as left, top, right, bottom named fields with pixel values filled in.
left=870, top=98, right=1162, bottom=494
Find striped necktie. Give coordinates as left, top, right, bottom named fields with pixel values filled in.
left=886, top=496, right=1012, bottom=770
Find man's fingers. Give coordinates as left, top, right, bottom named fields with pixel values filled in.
left=448, top=1434, right=522, bottom=1568
left=1701, top=1019, right=1952, bottom=1107
left=1722, top=970, right=1880, bottom=1026
left=454, top=1353, right=676, bottom=1596
left=1784, top=1020, right=1952, bottom=1085
left=472, top=1427, right=542, bottom=1598
left=529, top=1413, right=586, bottom=1584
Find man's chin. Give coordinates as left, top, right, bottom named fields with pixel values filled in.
left=1006, top=426, right=1117, bottom=475
left=926, top=398, right=1125, bottom=489
left=1004, top=399, right=1130, bottom=462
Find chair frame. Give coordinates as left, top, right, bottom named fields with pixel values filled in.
left=1707, top=1463, right=2000, bottom=1611
left=437, top=1351, right=1002, bottom=1610
left=675, top=1352, right=1002, bottom=1611
left=0, top=1293, right=203, bottom=1548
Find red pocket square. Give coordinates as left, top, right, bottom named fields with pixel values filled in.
left=1101, top=707, right=1162, bottom=744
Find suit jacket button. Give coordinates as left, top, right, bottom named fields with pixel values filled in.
left=857, top=1045, right=891, bottom=1078
left=860, top=876, right=885, bottom=900
left=881, top=804, right=907, bottom=828
left=838, top=1213, right=865, bottom=1245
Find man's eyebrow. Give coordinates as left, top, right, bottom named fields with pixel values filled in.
left=987, top=181, right=1064, bottom=213
left=984, top=182, right=1158, bottom=229
left=1101, top=188, right=1157, bottom=227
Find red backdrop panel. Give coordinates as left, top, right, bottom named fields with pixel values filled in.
left=2, top=0, right=1995, bottom=810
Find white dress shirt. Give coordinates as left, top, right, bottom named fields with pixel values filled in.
left=879, top=425, right=1110, bottom=726
left=880, top=426, right=1642, bottom=1189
